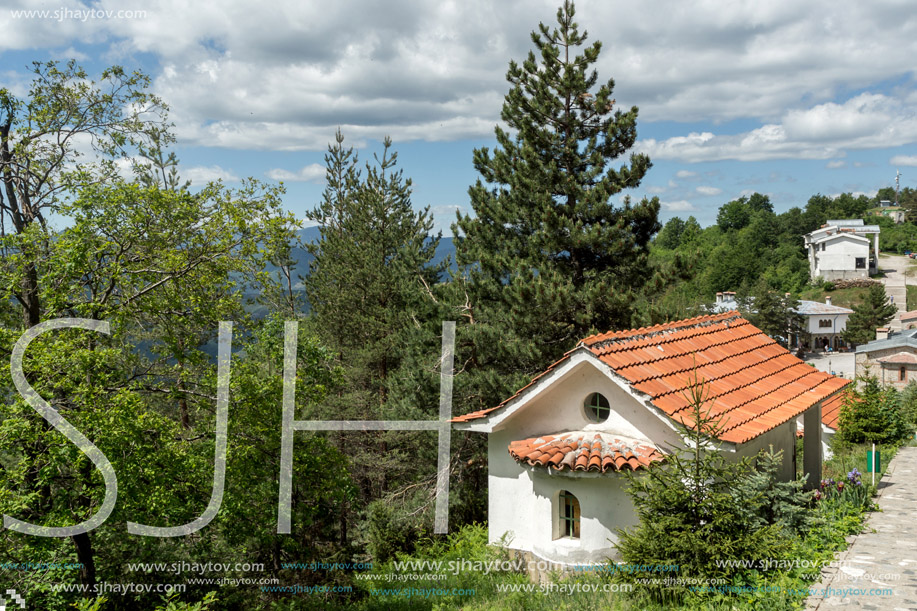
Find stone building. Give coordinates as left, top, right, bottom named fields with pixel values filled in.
left=854, top=327, right=917, bottom=389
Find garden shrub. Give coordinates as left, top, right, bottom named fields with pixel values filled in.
left=837, top=374, right=909, bottom=445
left=613, top=375, right=799, bottom=602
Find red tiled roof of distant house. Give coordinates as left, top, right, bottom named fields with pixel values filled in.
left=508, top=433, right=665, bottom=472
left=453, top=312, right=851, bottom=445
left=877, top=351, right=917, bottom=365
left=900, top=311, right=917, bottom=323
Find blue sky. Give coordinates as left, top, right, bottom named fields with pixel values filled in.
left=2, top=0, right=916, bottom=233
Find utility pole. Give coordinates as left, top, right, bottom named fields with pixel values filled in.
left=896, top=169, right=901, bottom=206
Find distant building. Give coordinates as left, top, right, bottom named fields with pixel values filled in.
left=901, top=311, right=917, bottom=329
left=872, top=207, right=906, bottom=223
left=796, top=296, right=853, bottom=352
left=803, top=219, right=880, bottom=281
left=855, top=327, right=917, bottom=389
left=711, top=293, right=853, bottom=352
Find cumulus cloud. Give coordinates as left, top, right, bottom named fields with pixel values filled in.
left=675, top=170, right=697, bottom=179
left=638, top=94, right=917, bottom=162
left=182, top=164, right=240, bottom=183
left=891, top=155, right=917, bottom=167
left=266, top=163, right=326, bottom=183
left=661, top=199, right=695, bottom=212
left=826, top=160, right=846, bottom=169
left=696, top=186, right=722, bottom=196
left=4, top=0, right=917, bottom=158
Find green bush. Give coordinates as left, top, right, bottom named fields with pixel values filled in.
left=733, top=449, right=814, bottom=534
left=837, top=374, right=910, bottom=444
left=613, top=375, right=803, bottom=604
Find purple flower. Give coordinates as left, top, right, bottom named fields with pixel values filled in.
left=837, top=482, right=845, bottom=491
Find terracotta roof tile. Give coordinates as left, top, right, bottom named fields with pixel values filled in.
left=454, top=312, right=852, bottom=445
left=508, top=433, right=665, bottom=473
left=876, top=351, right=917, bottom=365
left=820, top=390, right=852, bottom=429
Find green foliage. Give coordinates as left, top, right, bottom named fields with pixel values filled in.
left=453, top=0, right=660, bottom=411
left=837, top=374, right=910, bottom=444
left=649, top=191, right=889, bottom=314
left=304, top=130, right=446, bottom=558
left=899, top=380, right=917, bottom=429
left=71, top=592, right=218, bottom=611
left=733, top=449, right=814, bottom=533
left=736, top=278, right=805, bottom=348
left=841, top=284, right=897, bottom=345
left=614, top=373, right=798, bottom=603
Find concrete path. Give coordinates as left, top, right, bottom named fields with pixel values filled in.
left=876, top=254, right=911, bottom=331
left=806, top=352, right=856, bottom=380
left=806, top=446, right=917, bottom=610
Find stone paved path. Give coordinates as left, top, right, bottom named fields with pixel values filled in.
left=877, top=254, right=911, bottom=331
left=806, top=446, right=917, bottom=610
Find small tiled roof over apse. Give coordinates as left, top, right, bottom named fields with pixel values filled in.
left=509, top=433, right=665, bottom=472
left=453, top=312, right=851, bottom=445
left=877, top=352, right=917, bottom=365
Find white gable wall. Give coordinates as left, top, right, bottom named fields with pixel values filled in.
left=813, top=235, right=870, bottom=280
left=481, top=353, right=800, bottom=563
left=489, top=354, right=684, bottom=449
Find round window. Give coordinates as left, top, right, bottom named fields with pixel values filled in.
left=585, top=392, right=610, bottom=423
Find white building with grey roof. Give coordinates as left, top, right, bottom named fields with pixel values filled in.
left=804, top=219, right=880, bottom=281
left=712, top=293, right=853, bottom=351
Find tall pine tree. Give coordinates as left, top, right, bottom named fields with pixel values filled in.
left=305, top=130, right=446, bottom=554
left=842, top=283, right=898, bottom=345
left=452, top=1, right=660, bottom=408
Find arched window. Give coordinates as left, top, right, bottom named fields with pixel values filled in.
left=584, top=392, right=610, bottom=423
left=557, top=490, right=580, bottom=539
left=900, top=366, right=907, bottom=382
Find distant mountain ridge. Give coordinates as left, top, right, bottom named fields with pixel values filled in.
left=263, top=226, right=456, bottom=292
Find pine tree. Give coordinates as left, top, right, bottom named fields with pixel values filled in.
left=615, top=372, right=798, bottom=602
left=842, top=284, right=897, bottom=345
left=305, top=130, right=446, bottom=552
left=737, top=278, right=805, bottom=348
left=452, top=1, right=660, bottom=407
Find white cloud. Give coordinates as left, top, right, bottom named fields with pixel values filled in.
left=696, top=186, right=722, bottom=196
left=645, top=185, right=667, bottom=194
left=891, top=155, right=917, bottom=167
left=4, top=0, right=917, bottom=156
left=660, top=199, right=695, bottom=212
left=266, top=163, right=326, bottom=183
left=182, top=165, right=240, bottom=183
left=638, top=94, right=917, bottom=162
left=675, top=170, right=697, bottom=179
left=826, top=160, right=846, bottom=169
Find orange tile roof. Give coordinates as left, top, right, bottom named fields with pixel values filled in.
left=453, top=312, right=852, bottom=445
left=508, top=433, right=665, bottom=472
left=820, top=391, right=849, bottom=430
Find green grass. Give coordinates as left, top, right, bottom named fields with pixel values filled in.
left=797, top=286, right=870, bottom=309
left=908, top=284, right=917, bottom=311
